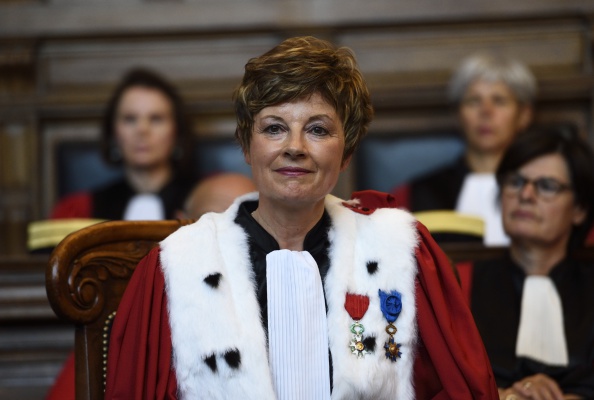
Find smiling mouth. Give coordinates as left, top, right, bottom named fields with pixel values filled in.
left=275, top=167, right=311, bottom=176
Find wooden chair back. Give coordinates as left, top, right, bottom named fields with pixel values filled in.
left=440, top=242, right=594, bottom=264
left=46, top=219, right=193, bottom=400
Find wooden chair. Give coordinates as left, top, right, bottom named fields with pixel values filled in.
left=46, top=219, right=192, bottom=400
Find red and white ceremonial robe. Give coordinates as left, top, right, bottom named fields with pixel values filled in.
left=105, top=191, right=498, bottom=400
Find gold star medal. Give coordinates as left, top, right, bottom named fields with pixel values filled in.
left=378, top=289, right=403, bottom=362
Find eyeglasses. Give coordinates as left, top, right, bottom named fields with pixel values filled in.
left=502, top=173, right=572, bottom=200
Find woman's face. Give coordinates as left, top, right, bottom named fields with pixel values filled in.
left=245, top=92, right=349, bottom=208
left=114, top=86, right=176, bottom=170
left=459, top=80, right=532, bottom=155
left=501, top=153, right=586, bottom=248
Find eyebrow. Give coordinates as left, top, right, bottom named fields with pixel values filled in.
left=257, top=114, right=337, bottom=124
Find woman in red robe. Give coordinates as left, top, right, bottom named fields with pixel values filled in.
left=105, top=36, right=498, bottom=400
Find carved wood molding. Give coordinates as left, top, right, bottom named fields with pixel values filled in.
left=46, top=219, right=193, bottom=325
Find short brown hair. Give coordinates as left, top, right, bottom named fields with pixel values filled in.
left=233, top=36, right=373, bottom=162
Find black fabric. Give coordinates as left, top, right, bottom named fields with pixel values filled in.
left=409, top=156, right=469, bottom=212
left=234, top=200, right=333, bottom=388
left=471, top=256, right=594, bottom=397
left=235, top=200, right=332, bottom=333
left=92, top=176, right=195, bottom=220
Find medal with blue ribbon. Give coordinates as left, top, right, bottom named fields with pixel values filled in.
left=344, top=293, right=370, bottom=358
left=378, top=289, right=403, bottom=362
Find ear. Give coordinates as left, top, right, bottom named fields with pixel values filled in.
left=517, top=105, right=533, bottom=131
left=340, top=155, right=352, bottom=172
left=572, top=204, right=587, bottom=226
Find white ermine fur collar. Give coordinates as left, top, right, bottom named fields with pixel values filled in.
left=161, top=193, right=419, bottom=400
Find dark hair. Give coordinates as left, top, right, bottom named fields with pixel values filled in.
left=101, top=68, right=192, bottom=172
left=496, top=123, right=594, bottom=248
left=233, top=36, right=373, bottom=163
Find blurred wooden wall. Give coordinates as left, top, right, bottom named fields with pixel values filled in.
left=1, top=0, right=594, bottom=254
left=0, top=2, right=593, bottom=395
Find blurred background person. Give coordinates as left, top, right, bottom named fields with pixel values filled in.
left=459, top=125, right=594, bottom=400
left=50, top=67, right=196, bottom=221
left=45, top=67, right=197, bottom=400
left=177, top=172, right=256, bottom=220
left=392, top=52, right=536, bottom=246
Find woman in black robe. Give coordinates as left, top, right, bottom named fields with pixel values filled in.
left=459, top=125, right=594, bottom=400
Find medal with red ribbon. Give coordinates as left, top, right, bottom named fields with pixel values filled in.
left=344, top=293, right=370, bottom=358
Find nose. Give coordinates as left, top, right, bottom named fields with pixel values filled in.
left=518, top=180, right=537, bottom=201
left=136, top=117, right=150, bottom=137
left=479, top=100, right=494, bottom=117
left=283, top=132, right=307, bottom=159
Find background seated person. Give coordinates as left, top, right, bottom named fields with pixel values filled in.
left=50, top=67, right=196, bottom=221
left=458, top=125, right=594, bottom=400
left=177, top=172, right=256, bottom=220
left=105, top=36, right=498, bottom=399
left=45, top=67, right=196, bottom=400
left=392, top=52, right=535, bottom=246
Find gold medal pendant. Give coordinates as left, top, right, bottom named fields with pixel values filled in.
left=379, top=290, right=403, bottom=363
left=345, top=294, right=370, bottom=358
left=383, top=322, right=402, bottom=361
left=349, top=321, right=370, bottom=358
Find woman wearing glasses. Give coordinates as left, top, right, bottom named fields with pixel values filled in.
left=459, top=125, right=594, bottom=400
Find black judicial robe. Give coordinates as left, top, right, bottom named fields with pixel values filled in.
left=459, top=256, right=594, bottom=398
left=391, top=156, right=469, bottom=212
left=51, top=176, right=194, bottom=220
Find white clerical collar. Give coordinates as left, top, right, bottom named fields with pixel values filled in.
left=456, top=173, right=510, bottom=247
left=123, top=193, right=165, bottom=220
left=516, top=275, right=569, bottom=366
left=266, top=249, right=331, bottom=400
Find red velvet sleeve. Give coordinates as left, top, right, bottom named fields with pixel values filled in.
left=45, top=352, right=75, bottom=400
left=455, top=261, right=474, bottom=305
left=50, top=193, right=93, bottom=219
left=104, top=247, right=177, bottom=400
left=414, top=222, right=497, bottom=399
left=390, top=184, right=411, bottom=210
